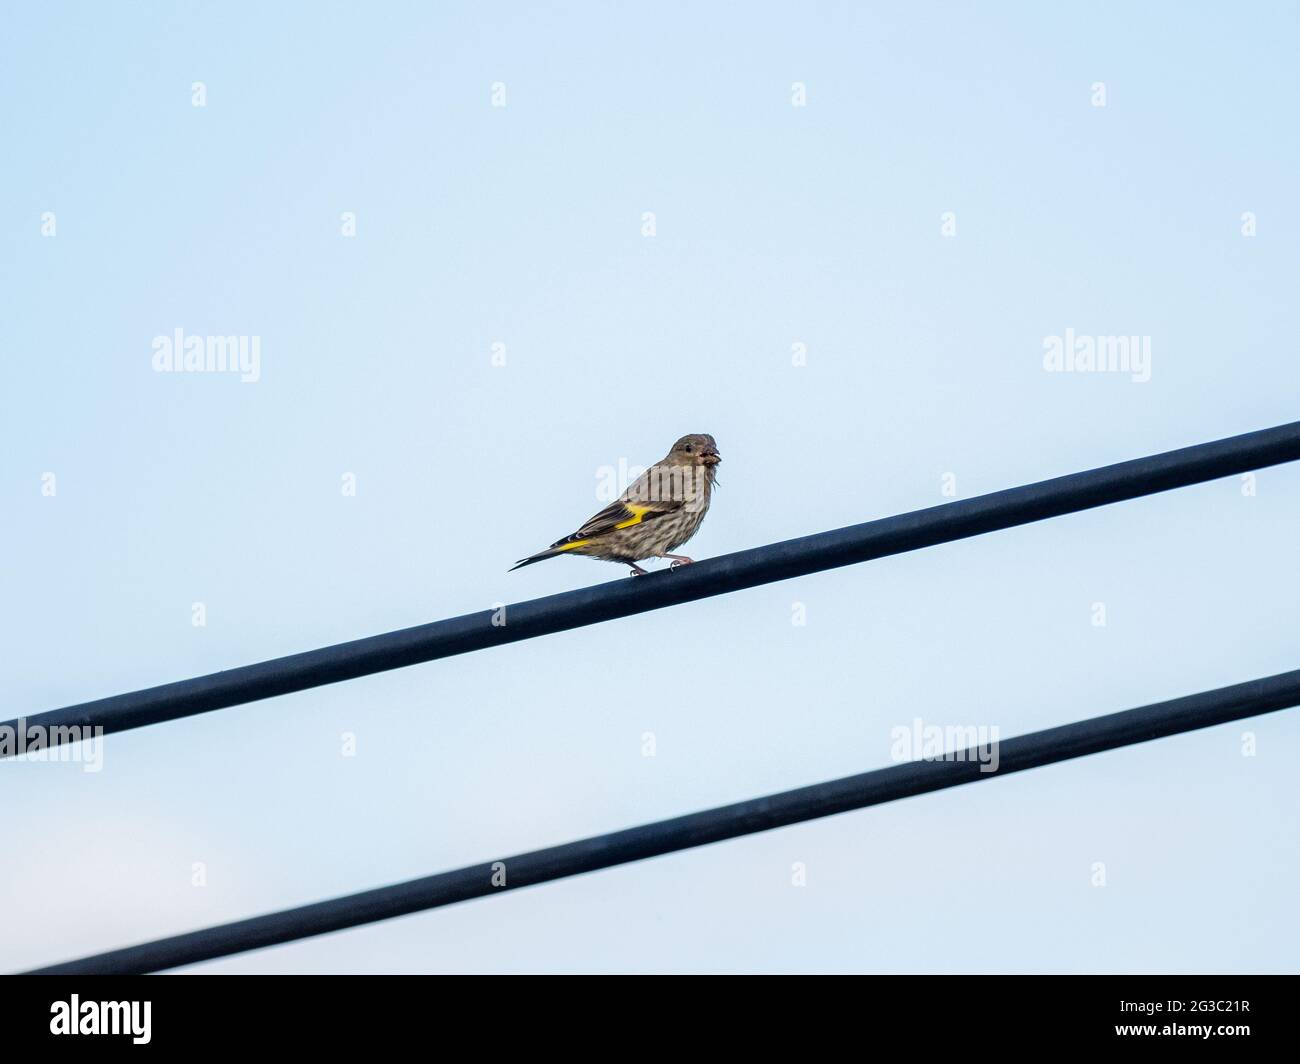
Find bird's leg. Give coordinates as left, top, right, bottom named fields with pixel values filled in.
left=662, top=554, right=694, bottom=569
left=628, top=563, right=649, bottom=577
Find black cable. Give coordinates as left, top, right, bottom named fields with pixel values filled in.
left=6, top=419, right=1300, bottom=756
left=25, top=667, right=1300, bottom=974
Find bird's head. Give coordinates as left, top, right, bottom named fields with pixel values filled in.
left=667, top=433, right=721, bottom=467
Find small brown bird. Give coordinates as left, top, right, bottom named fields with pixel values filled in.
left=511, top=434, right=721, bottom=576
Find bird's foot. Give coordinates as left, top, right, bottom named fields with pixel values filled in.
left=665, top=554, right=695, bottom=569
left=628, top=564, right=648, bottom=577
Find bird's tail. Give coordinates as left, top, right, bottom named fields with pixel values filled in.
left=508, top=549, right=563, bottom=572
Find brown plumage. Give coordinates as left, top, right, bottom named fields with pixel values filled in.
left=511, top=434, right=721, bottom=576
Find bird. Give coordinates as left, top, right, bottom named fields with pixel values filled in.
left=511, top=434, right=721, bottom=576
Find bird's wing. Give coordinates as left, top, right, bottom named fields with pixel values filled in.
left=548, top=495, right=683, bottom=550
left=543, top=466, right=683, bottom=549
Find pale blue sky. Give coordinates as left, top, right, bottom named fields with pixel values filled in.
left=3, top=1, right=1298, bottom=973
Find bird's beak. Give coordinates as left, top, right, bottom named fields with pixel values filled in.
left=703, top=449, right=721, bottom=465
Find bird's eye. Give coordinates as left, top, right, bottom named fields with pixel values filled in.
left=685, top=445, right=693, bottom=453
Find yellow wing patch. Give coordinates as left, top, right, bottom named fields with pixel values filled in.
left=613, top=504, right=653, bottom=529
